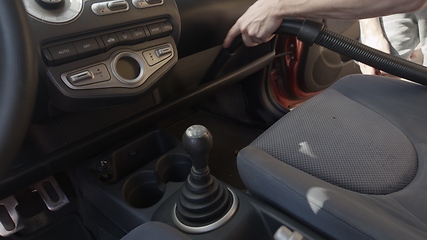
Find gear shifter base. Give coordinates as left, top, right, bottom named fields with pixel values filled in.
left=173, top=125, right=238, bottom=233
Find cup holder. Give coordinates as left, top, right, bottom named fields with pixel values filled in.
left=123, top=171, right=165, bottom=208
left=156, top=154, right=192, bottom=183
left=123, top=154, right=191, bottom=208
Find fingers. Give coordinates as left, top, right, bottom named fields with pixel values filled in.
left=223, top=22, right=242, bottom=48
left=358, top=62, right=377, bottom=75
left=223, top=20, right=263, bottom=48
left=223, top=20, right=276, bottom=48
left=223, top=0, right=282, bottom=48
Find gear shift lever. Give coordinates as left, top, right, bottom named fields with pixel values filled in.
left=173, top=125, right=238, bottom=234
left=181, top=125, right=212, bottom=171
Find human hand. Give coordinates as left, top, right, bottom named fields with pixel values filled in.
left=223, top=0, right=283, bottom=48
left=359, top=62, right=379, bottom=75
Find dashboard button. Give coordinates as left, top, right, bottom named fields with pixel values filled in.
left=68, top=71, right=94, bottom=84
left=116, top=30, right=134, bottom=44
left=147, top=23, right=162, bottom=39
left=143, top=45, right=173, bottom=66
left=132, top=0, right=163, bottom=8
left=67, top=64, right=110, bottom=86
left=130, top=27, right=147, bottom=43
left=48, top=43, right=78, bottom=65
left=146, top=0, right=163, bottom=4
left=160, top=21, right=173, bottom=34
left=73, top=38, right=100, bottom=59
left=107, top=0, right=128, bottom=11
left=101, top=33, right=119, bottom=50
left=155, top=46, right=172, bottom=57
left=92, top=1, right=129, bottom=15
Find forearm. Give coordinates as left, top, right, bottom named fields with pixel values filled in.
left=359, top=18, right=384, bottom=42
left=223, top=0, right=427, bottom=47
left=357, top=18, right=391, bottom=75
left=274, top=0, right=426, bottom=19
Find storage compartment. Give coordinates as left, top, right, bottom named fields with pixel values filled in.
left=92, top=129, right=177, bottom=184
left=80, top=128, right=192, bottom=231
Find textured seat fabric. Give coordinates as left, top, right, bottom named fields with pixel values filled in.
left=237, top=74, right=427, bottom=239
left=121, top=221, right=190, bottom=240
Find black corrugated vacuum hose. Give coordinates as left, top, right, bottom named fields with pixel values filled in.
left=277, top=19, right=427, bottom=85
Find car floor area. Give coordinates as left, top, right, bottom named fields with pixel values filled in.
left=5, top=175, right=96, bottom=240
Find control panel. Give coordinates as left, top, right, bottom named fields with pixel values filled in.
left=24, top=0, right=180, bottom=111
left=43, top=20, right=172, bottom=66
left=23, top=0, right=166, bottom=24
left=43, top=21, right=177, bottom=110
left=60, top=43, right=174, bottom=90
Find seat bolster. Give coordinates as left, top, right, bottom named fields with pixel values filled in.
left=237, top=145, right=427, bottom=240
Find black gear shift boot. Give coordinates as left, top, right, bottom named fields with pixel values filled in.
left=173, top=125, right=238, bottom=233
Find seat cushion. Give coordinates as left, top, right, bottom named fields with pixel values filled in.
left=238, top=74, right=427, bottom=239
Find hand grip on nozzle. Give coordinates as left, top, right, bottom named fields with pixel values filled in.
left=224, top=18, right=324, bottom=54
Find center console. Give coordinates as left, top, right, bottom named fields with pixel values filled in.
left=76, top=126, right=325, bottom=239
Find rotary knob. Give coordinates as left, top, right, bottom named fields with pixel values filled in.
left=36, top=0, right=65, bottom=9
left=24, top=0, right=84, bottom=24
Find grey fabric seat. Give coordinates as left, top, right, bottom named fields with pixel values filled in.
left=237, top=74, right=427, bottom=239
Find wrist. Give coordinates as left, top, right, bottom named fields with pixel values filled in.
left=267, top=0, right=291, bottom=19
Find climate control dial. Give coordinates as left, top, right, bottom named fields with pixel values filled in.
left=23, top=0, right=83, bottom=24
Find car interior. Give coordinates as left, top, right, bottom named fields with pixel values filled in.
left=2, top=1, right=427, bottom=239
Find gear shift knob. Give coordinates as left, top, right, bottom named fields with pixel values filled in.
left=182, top=125, right=213, bottom=171
left=175, top=124, right=237, bottom=233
